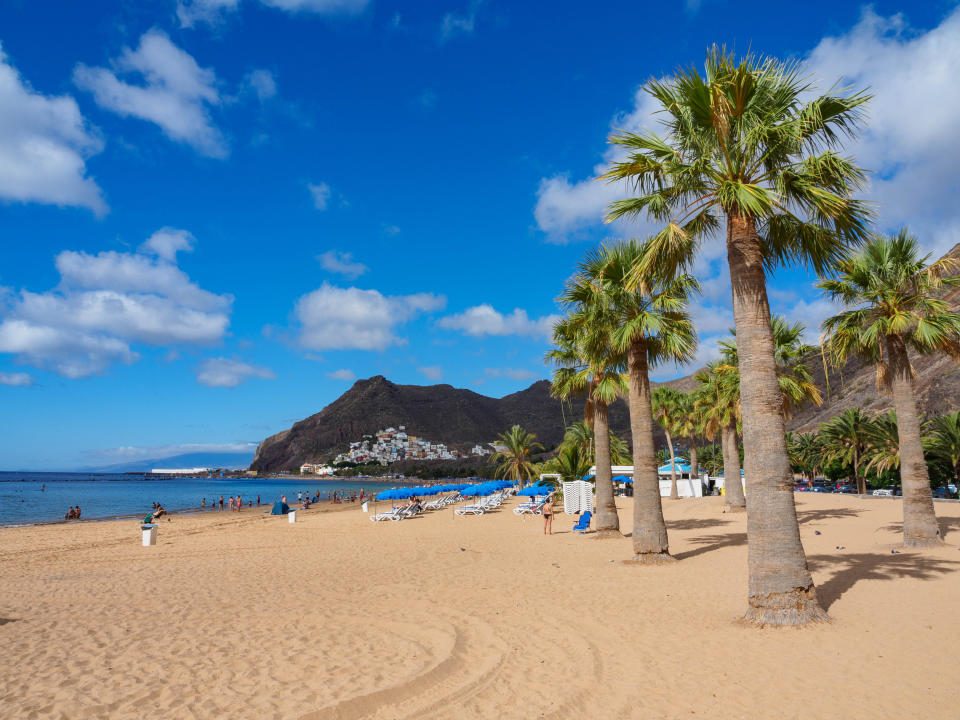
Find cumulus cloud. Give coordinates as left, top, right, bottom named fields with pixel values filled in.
left=177, top=0, right=368, bottom=27
left=0, top=232, right=231, bottom=377
left=74, top=30, right=227, bottom=157
left=0, top=371, right=34, bottom=386
left=484, top=367, right=540, bottom=381
left=139, top=227, right=195, bottom=261
left=0, top=43, right=106, bottom=214
left=533, top=88, right=663, bottom=242
left=295, top=283, right=445, bottom=351
left=418, top=365, right=443, bottom=381
left=196, top=357, right=275, bottom=387
left=327, top=368, right=356, bottom=381
left=308, top=181, right=332, bottom=210
left=317, top=250, right=367, bottom=279
left=807, top=6, right=960, bottom=256
left=437, top=305, right=560, bottom=340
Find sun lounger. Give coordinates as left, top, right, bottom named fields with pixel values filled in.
left=369, top=508, right=404, bottom=522
left=572, top=511, right=592, bottom=533
left=513, top=501, right=544, bottom=515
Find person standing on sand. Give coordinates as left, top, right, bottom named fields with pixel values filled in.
left=542, top=496, right=553, bottom=535
left=257, top=494, right=260, bottom=506
left=229, top=496, right=234, bottom=511
left=219, top=495, right=224, bottom=510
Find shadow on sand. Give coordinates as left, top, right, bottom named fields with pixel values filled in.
left=808, top=552, right=960, bottom=610
left=797, top=507, right=862, bottom=524
left=0, top=618, right=19, bottom=626
left=674, top=532, right=747, bottom=560
left=669, top=518, right=734, bottom=531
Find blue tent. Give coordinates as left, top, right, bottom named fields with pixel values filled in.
left=271, top=501, right=290, bottom=515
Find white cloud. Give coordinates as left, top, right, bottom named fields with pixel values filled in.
left=139, top=227, right=195, bottom=262
left=196, top=357, right=275, bottom=387
left=439, top=2, right=479, bottom=43
left=807, top=6, right=960, bottom=256
left=177, top=0, right=368, bottom=26
left=308, top=181, right=332, bottom=210
left=327, top=368, right=356, bottom=381
left=418, top=365, right=443, bottom=381
left=0, top=43, right=106, bottom=214
left=484, top=367, right=540, bottom=381
left=318, top=250, right=368, bottom=279
left=775, top=297, right=845, bottom=344
left=260, top=0, right=369, bottom=12
left=0, top=232, right=231, bottom=377
left=438, top=305, right=560, bottom=340
left=245, top=68, right=277, bottom=102
left=533, top=87, right=663, bottom=242
left=295, top=283, right=446, bottom=351
left=176, top=0, right=241, bottom=27
left=0, top=371, right=34, bottom=387
left=74, top=30, right=226, bottom=158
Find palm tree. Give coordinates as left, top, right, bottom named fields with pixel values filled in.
left=790, top=432, right=824, bottom=483
left=562, top=421, right=631, bottom=465
left=819, top=409, right=874, bottom=493
left=545, top=442, right=592, bottom=484
left=603, top=49, right=870, bottom=624
left=549, top=302, right=626, bottom=536
left=820, top=230, right=960, bottom=546
left=694, top=363, right=744, bottom=508
left=491, top=425, right=543, bottom=488
left=864, top=411, right=901, bottom=477
left=580, top=239, right=697, bottom=561
left=926, top=412, right=960, bottom=490
left=652, top=386, right=684, bottom=499
left=677, top=392, right=704, bottom=481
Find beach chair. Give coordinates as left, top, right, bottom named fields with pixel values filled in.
left=513, top=501, right=544, bottom=515
left=572, top=511, right=592, bottom=533
left=369, top=508, right=404, bottom=522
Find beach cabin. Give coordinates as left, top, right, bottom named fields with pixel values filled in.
left=585, top=461, right=705, bottom=498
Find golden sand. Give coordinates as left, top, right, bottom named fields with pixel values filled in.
left=1, top=493, right=958, bottom=719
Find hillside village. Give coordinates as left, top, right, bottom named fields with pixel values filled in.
left=298, top=425, right=497, bottom=475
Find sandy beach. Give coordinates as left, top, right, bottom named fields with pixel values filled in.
left=2, top=493, right=959, bottom=720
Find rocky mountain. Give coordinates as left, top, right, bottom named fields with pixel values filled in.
left=250, top=374, right=694, bottom=473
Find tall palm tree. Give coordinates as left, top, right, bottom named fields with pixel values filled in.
left=579, top=239, right=697, bottom=561
left=491, top=425, right=543, bottom=488
left=549, top=300, right=626, bottom=536
left=790, top=432, right=824, bottom=483
left=694, top=363, right=744, bottom=508
left=652, top=386, right=684, bottom=499
left=820, top=230, right=960, bottom=546
left=926, top=412, right=960, bottom=489
left=602, top=49, right=870, bottom=624
left=545, top=441, right=592, bottom=484
left=819, top=409, right=874, bottom=493
left=677, top=392, right=704, bottom=481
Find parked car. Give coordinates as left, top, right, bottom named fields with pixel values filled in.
left=933, top=486, right=958, bottom=499
left=872, top=488, right=894, bottom=496
left=836, top=485, right=857, bottom=494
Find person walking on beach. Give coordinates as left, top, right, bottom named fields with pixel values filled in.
left=257, top=494, right=260, bottom=506
left=219, top=495, right=224, bottom=510
left=542, top=496, right=553, bottom=535
left=228, top=496, right=234, bottom=511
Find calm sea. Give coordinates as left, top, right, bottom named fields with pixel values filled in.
left=0, top=472, right=401, bottom=526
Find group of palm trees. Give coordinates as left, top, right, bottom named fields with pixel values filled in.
left=512, top=47, right=960, bottom=627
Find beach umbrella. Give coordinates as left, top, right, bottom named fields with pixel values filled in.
left=613, top=475, right=632, bottom=484
left=376, top=488, right=411, bottom=500
left=517, top=484, right=550, bottom=496
left=582, top=474, right=595, bottom=481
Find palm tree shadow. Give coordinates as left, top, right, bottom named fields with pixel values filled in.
left=797, top=508, right=862, bottom=524
left=809, top=552, right=960, bottom=611
left=0, top=618, right=18, bottom=626
left=884, top=517, right=960, bottom=542
left=674, top=532, right=747, bottom=560
left=670, top=518, right=733, bottom=531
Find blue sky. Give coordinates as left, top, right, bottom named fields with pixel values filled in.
left=1, top=0, right=958, bottom=469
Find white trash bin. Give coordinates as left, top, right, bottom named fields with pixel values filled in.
left=361, top=501, right=369, bottom=513
left=288, top=510, right=296, bottom=524
left=141, top=524, right=157, bottom=546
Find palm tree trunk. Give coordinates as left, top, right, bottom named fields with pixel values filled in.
left=885, top=334, right=941, bottom=546
left=721, top=423, right=745, bottom=510
left=592, top=398, right=620, bottom=536
left=853, top=447, right=863, bottom=494
left=727, top=211, right=826, bottom=626
left=690, top=443, right=699, bottom=482
left=666, top=431, right=679, bottom=499
left=627, top=338, right=671, bottom=562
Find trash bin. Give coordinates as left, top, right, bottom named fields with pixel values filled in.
left=361, top=501, right=369, bottom=513
left=141, top=524, right=157, bottom=546
left=288, top=510, right=296, bottom=523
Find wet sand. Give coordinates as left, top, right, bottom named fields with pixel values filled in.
left=1, top=493, right=958, bottom=719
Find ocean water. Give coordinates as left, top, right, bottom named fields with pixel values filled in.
left=0, top=472, right=401, bottom=526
